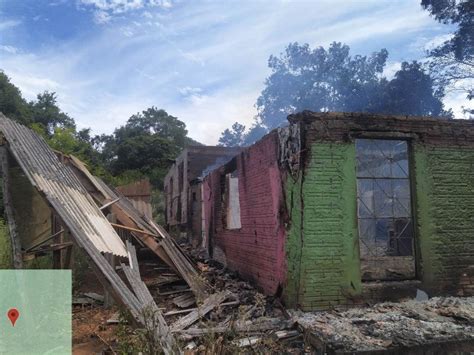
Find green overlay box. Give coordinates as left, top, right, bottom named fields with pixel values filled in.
left=0, top=270, right=71, bottom=354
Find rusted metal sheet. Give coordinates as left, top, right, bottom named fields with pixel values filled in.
left=64, top=160, right=208, bottom=299
left=0, top=113, right=127, bottom=257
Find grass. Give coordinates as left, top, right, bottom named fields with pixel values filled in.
left=0, top=217, right=12, bottom=268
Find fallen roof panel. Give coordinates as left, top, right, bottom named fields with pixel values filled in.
left=0, top=113, right=127, bottom=257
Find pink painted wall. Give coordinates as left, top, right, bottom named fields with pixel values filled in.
left=202, top=132, right=287, bottom=295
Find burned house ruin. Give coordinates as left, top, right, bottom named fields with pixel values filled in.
left=168, top=111, right=474, bottom=311
left=164, top=145, right=243, bottom=241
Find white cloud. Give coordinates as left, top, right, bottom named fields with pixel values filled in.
left=93, top=10, right=112, bottom=24
left=79, top=0, right=172, bottom=24
left=0, top=45, right=19, bottom=54
left=444, top=91, right=473, bottom=119
left=80, top=0, right=144, bottom=13
left=171, top=88, right=259, bottom=144
left=178, top=86, right=202, bottom=96
left=424, top=33, right=453, bottom=51
left=142, top=11, right=153, bottom=18
left=5, top=71, right=62, bottom=100
left=383, top=61, right=401, bottom=80
left=0, top=20, right=21, bottom=31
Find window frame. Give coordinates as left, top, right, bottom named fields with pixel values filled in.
left=354, top=137, right=418, bottom=281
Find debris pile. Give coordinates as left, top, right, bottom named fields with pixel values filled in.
left=138, top=255, right=303, bottom=353
left=293, top=296, right=474, bottom=353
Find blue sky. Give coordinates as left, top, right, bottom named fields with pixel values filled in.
left=0, top=0, right=467, bottom=144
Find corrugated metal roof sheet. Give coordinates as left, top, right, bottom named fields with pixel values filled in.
left=0, top=113, right=127, bottom=257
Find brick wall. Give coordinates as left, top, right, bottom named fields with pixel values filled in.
left=284, top=142, right=361, bottom=310
left=414, top=144, right=474, bottom=296
left=202, top=132, right=287, bottom=295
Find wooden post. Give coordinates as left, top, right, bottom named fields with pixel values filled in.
left=52, top=214, right=64, bottom=269
left=0, top=146, right=23, bottom=269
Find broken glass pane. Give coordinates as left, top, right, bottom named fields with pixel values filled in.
left=392, top=141, right=409, bottom=178
left=393, top=179, right=411, bottom=217
left=358, top=219, right=376, bottom=258
left=357, top=180, right=374, bottom=218
left=373, top=179, right=393, bottom=218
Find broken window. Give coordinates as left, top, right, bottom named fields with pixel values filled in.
left=223, top=171, right=241, bottom=230
left=356, top=139, right=415, bottom=281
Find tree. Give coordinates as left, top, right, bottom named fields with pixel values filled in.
left=99, top=107, right=191, bottom=187
left=242, top=122, right=268, bottom=146
left=0, top=71, right=31, bottom=125
left=218, top=122, right=246, bottom=147
left=256, top=42, right=389, bottom=129
left=29, top=91, right=75, bottom=134
left=220, top=42, right=450, bottom=145
left=421, top=0, right=473, bottom=115
left=379, top=61, right=451, bottom=117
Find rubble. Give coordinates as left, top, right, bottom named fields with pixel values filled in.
left=293, top=296, right=474, bottom=353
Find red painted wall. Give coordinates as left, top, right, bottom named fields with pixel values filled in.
left=202, top=132, right=287, bottom=295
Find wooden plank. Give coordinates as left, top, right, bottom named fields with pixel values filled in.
left=122, top=243, right=176, bottom=354
left=0, top=146, right=23, bottom=269
left=99, top=197, right=120, bottom=210
left=176, top=318, right=295, bottom=337
left=84, top=292, right=104, bottom=303
left=110, top=222, right=158, bottom=237
left=164, top=301, right=239, bottom=316
left=150, top=221, right=209, bottom=300
left=171, top=291, right=232, bottom=331
left=172, top=293, right=196, bottom=308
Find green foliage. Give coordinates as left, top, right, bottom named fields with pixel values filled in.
left=218, top=122, right=246, bottom=147
left=98, top=107, right=189, bottom=188
left=0, top=71, right=196, bottom=222
left=0, top=71, right=32, bottom=125
left=421, top=0, right=473, bottom=62
left=220, top=42, right=452, bottom=145
left=0, top=217, right=12, bottom=269
left=29, top=91, right=75, bottom=134
left=380, top=61, right=452, bottom=117
left=421, top=0, right=473, bottom=116
left=257, top=42, right=389, bottom=128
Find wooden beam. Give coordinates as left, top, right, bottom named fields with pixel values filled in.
left=171, top=291, right=233, bottom=331
left=0, top=146, right=23, bottom=269
left=110, top=222, right=158, bottom=236
left=100, top=197, right=120, bottom=211
left=25, top=229, right=64, bottom=252
left=122, top=242, right=176, bottom=354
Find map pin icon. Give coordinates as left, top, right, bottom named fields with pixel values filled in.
left=8, top=308, right=19, bottom=327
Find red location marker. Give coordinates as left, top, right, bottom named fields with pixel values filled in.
left=7, top=308, right=19, bottom=327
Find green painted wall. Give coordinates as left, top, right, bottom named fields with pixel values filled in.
left=284, top=173, right=303, bottom=307
left=414, top=144, right=474, bottom=294
left=284, top=142, right=361, bottom=310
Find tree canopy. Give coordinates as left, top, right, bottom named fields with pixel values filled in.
left=94, top=107, right=192, bottom=188
left=421, top=0, right=473, bottom=116
left=0, top=71, right=197, bottom=189
left=219, top=42, right=450, bottom=146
